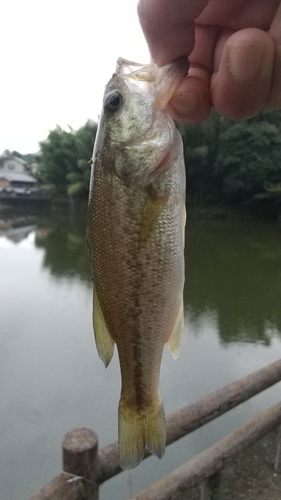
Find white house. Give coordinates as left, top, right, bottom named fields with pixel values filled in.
left=0, top=155, right=37, bottom=195
left=2, top=156, right=29, bottom=173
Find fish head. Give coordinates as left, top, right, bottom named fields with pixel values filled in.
left=94, top=57, right=188, bottom=187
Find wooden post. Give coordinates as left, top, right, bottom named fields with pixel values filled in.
left=98, top=359, right=281, bottom=483
left=62, top=428, right=100, bottom=500
left=274, top=425, right=281, bottom=472
left=30, top=359, right=281, bottom=498
left=200, top=473, right=221, bottom=500
left=30, top=473, right=84, bottom=500
left=130, top=403, right=281, bottom=500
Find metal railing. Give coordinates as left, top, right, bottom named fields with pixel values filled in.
left=30, top=358, right=281, bottom=500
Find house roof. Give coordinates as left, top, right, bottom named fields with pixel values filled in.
left=3, top=156, right=28, bottom=165
left=0, top=171, right=37, bottom=183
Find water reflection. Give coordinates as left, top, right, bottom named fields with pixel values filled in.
left=9, top=225, right=37, bottom=243
left=185, top=219, right=281, bottom=345
left=1, top=207, right=281, bottom=499
left=34, top=216, right=91, bottom=283
left=0, top=216, right=36, bottom=244
left=1, top=208, right=280, bottom=346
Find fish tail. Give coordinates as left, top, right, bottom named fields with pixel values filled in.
left=118, top=397, right=166, bottom=470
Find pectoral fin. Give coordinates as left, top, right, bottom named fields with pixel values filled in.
left=93, top=289, right=115, bottom=367
left=167, top=302, right=184, bottom=360
left=140, top=190, right=167, bottom=248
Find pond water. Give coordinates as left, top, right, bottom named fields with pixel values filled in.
left=0, top=205, right=280, bottom=499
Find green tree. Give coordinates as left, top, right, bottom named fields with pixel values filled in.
left=39, top=126, right=78, bottom=195
left=177, top=109, right=281, bottom=213
left=178, top=111, right=232, bottom=204
left=67, top=120, right=97, bottom=197
left=39, top=121, right=97, bottom=197
left=214, top=121, right=281, bottom=204
left=36, top=110, right=281, bottom=211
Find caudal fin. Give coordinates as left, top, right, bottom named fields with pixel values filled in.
left=118, top=397, right=166, bottom=470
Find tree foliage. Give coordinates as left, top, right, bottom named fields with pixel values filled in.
left=15, top=109, right=281, bottom=214
left=38, top=120, right=97, bottom=197
left=215, top=121, right=281, bottom=203
left=179, top=110, right=281, bottom=212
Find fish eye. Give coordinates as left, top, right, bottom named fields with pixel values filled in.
left=104, top=90, right=124, bottom=112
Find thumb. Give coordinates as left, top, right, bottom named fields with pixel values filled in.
left=137, top=0, right=208, bottom=66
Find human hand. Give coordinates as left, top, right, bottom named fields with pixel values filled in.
left=138, top=0, right=281, bottom=124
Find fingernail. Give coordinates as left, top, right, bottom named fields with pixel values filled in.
left=172, top=92, right=199, bottom=115
left=228, top=42, right=266, bottom=80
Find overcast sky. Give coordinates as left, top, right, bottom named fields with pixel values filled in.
left=0, top=0, right=150, bottom=154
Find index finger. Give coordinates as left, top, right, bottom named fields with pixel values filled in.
left=137, top=0, right=208, bottom=65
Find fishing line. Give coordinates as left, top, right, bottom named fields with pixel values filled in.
left=61, top=470, right=97, bottom=485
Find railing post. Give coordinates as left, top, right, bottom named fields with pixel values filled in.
left=62, top=427, right=100, bottom=500
left=200, top=472, right=222, bottom=500
left=274, top=425, right=281, bottom=472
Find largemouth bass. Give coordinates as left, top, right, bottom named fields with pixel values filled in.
left=87, top=57, right=187, bottom=470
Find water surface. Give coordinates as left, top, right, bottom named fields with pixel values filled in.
left=0, top=207, right=280, bottom=499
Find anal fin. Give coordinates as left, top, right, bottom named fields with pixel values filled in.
left=93, top=289, right=114, bottom=367
left=167, top=301, right=184, bottom=360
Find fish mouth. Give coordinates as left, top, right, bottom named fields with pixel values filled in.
left=122, top=56, right=188, bottom=110
left=115, top=58, right=159, bottom=82
left=155, top=56, right=189, bottom=109
left=115, top=56, right=189, bottom=91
